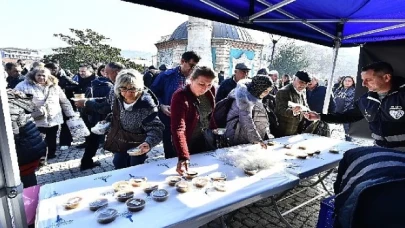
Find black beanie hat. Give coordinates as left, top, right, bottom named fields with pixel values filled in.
left=247, top=75, right=273, bottom=98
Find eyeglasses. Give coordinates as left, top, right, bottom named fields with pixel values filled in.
left=119, top=87, right=141, bottom=93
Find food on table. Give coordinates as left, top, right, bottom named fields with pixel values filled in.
left=112, top=181, right=131, bottom=192
left=89, top=198, right=108, bottom=211
left=329, top=148, right=339, bottom=154
left=185, top=170, right=198, bottom=180
left=175, top=181, right=189, bottom=193
left=213, top=181, right=227, bottom=192
left=244, top=167, right=259, bottom=176
left=296, top=153, right=307, bottom=159
left=193, top=177, right=209, bottom=188
left=96, top=207, right=118, bottom=224
left=63, top=196, right=82, bottom=210
left=285, top=151, right=295, bottom=156
left=126, top=198, right=146, bottom=212
left=306, top=150, right=316, bottom=156
left=298, top=146, right=306, bottom=150
left=129, top=177, right=147, bottom=187
left=151, top=189, right=169, bottom=202
left=166, top=176, right=183, bottom=186
left=210, top=172, right=227, bottom=181
left=74, top=93, right=85, bottom=99
left=143, top=184, right=159, bottom=194
left=116, top=190, right=134, bottom=202
left=284, top=144, right=292, bottom=149
left=314, top=150, right=321, bottom=154
left=267, top=141, right=275, bottom=146
left=127, top=147, right=143, bottom=156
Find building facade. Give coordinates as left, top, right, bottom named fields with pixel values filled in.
left=0, top=47, right=42, bottom=64
left=155, top=17, right=271, bottom=78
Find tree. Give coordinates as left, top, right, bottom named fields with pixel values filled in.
left=43, top=28, right=143, bottom=72
left=269, top=40, right=310, bottom=76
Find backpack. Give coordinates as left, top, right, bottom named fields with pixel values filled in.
left=211, top=97, right=235, bottom=128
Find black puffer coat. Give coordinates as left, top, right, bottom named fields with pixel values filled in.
left=8, top=90, right=46, bottom=169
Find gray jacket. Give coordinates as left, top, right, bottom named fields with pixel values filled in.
left=224, top=81, right=270, bottom=146
left=111, top=89, right=164, bottom=148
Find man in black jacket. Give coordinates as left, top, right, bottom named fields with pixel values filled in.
left=143, top=65, right=159, bottom=88
left=215, top=63, right=250, bottom=103
left=305, top=62, right=405, bottom=151
left=5, top=62, right=24, bottom=89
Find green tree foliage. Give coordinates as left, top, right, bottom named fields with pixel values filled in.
left=43, top=28, right=144, bottom=72
left=269, top=40, right=310, bottom=76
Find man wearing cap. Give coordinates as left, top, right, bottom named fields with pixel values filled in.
left=143, top=65, right=159, bottom=88
left=275, top=71, right=311, bottom=136
left=159, top=64, right=167, bottom=72
left=215, top=63, right=250, bottom=103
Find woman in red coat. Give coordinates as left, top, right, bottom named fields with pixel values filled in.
left=171, top=67, right=216, bottom=175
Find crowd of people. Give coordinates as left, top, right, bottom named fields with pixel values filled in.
left=3, top=52, right=405, bottom=227
left=1, top=52, right=362, bottom=187
left=2, top=54, right=400, bottom=189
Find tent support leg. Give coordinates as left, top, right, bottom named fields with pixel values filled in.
left=322, top=39, right=341, bottom=114
left=0, top=56, right=28, bottom=228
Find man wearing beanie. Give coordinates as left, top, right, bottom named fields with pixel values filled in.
left=224, top=75, right=274, bottom=148
left=275, top=71, right=311, bottom=136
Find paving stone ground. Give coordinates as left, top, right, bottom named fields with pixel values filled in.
left=36, top=124, right=373, bottom=228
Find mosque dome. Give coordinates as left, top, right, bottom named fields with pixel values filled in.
left=169, top=21, right=254, bottom=43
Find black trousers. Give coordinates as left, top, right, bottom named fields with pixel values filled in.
left=21, top=173, right=37, bottom=188
left=38, top=125, right=59, bottom=157
left=81, top=132, right=101, bottom=166
left=59, top=122, right=72, bottom=146
left=163, top=127, right=176, bottom=159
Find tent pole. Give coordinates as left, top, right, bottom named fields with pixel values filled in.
left=0, top=56, right=28, bottom=228
left=322, top=39, right=341, bottom=114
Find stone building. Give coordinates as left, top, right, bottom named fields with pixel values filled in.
left=155, top=17, right=271, bottom=78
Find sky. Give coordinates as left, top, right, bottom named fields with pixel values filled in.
left=0, top=0, right=190, bottom=52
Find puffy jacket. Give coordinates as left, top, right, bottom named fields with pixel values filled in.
left=334, top=146, right=405, bottom=228
left=15, top=76, right=76, bottom=128
left=7, top=90, right=46, bottom=176
left=334, top=86, right=355, bottom=113
left=224, top=81, right=270, bottom=146
left=321, top=77, right=405, bottom=149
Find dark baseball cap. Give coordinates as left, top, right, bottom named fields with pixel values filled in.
left=235, top=63, right=251, bottom=71
left=295, top=71, right=311, bottom=83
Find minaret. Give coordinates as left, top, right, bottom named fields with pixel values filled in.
left=187, top=16, right=213, bottom=69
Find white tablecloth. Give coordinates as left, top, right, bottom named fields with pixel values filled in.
left=36, top=152, right=298, bottom=228
left=266, top=134, right=359, bottom=178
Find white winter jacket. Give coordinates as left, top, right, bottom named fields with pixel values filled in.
left=15, top=76, right=75, bottom=128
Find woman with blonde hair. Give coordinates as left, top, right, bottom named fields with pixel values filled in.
left=15, top=66, right=75, bottom=159
left=104, top=69, right=164, bottom=169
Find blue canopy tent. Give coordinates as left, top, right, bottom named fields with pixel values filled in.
left=124, top=0, right=405, bottom=113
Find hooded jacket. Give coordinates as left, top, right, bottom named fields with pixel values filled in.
left=14, top=75, right=76, bottom=128
left=7, top=90, right=46, bottom=176
left=224, top=81, right=270, bottom=146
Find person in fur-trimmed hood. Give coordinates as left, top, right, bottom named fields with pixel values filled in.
left=224, top=75, right=273, bottom=148
left=15, top=66, right=76, bottom=159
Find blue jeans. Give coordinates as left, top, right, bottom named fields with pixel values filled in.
left=113, top=152, right=147, bottom=170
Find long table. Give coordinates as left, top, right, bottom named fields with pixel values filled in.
left=36, top=151, right=298, bottom=227
left=36, top=134, right=358, bottom=228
